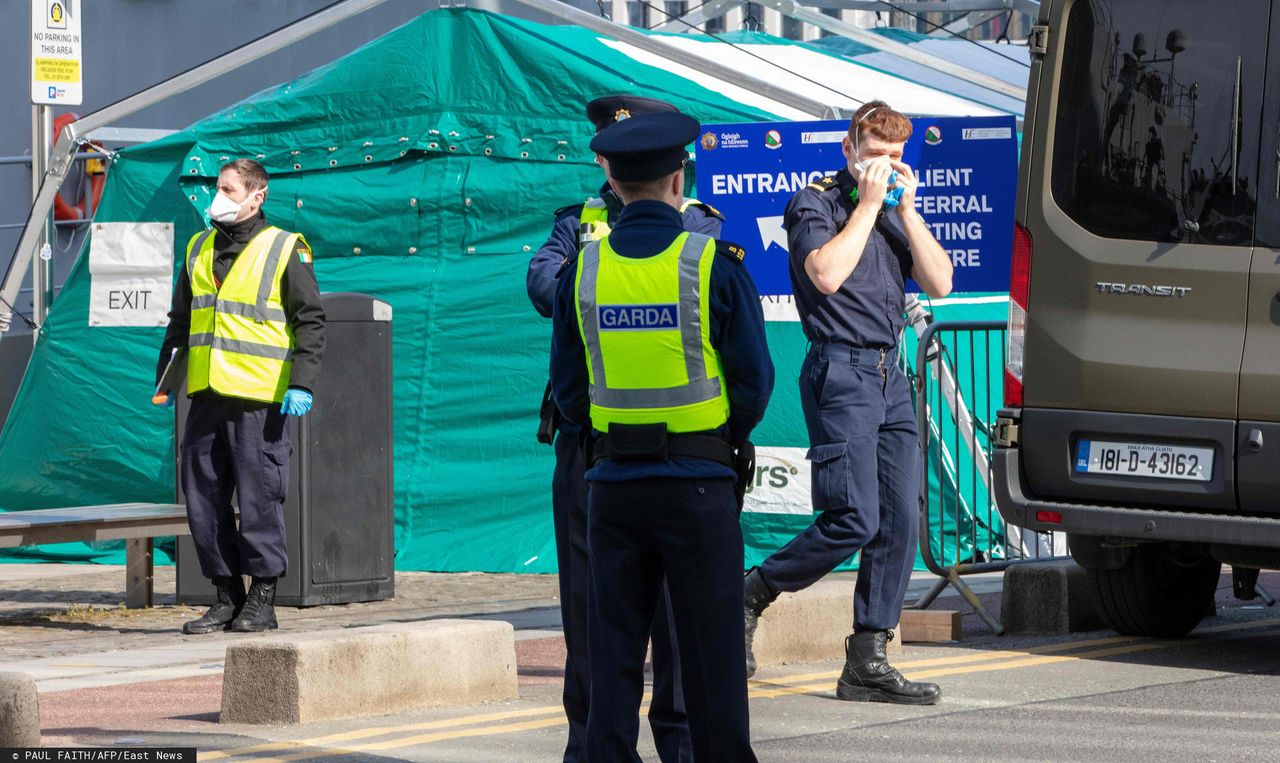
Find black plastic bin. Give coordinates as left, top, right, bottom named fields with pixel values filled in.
left=175, top=292, right=395, bottom=606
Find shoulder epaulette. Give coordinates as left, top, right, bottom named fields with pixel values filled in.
left=553, top=203, right=584, bottom=219
left=683, top=199, right=724, bottom=220
left=715, top=240, right=747, bottom=263
left=806, top=175, right=840, bottom=192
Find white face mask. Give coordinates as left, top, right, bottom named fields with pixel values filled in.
left=208, top=191, right=254, bottom=224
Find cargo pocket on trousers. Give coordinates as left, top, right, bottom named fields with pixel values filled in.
left=262, top=442, right=292, bottom=506
left=807, top=441, right=850, bottom=513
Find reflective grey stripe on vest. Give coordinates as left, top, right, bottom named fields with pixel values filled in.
left=190, top=294, right=217, bottom=310
left=578, top=233, right=723, bottom=409
left=187, top=229, right=215, bottom=277
left=255, top=230, right=293, bottom=322
left=188, top=332, right=290, bottom=360
left=216, top=299, right=287, bottom=323
left=190, top=335, right=293, bottom=361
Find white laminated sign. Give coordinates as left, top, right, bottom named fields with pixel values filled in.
left=742, top=446, right=813, bottom=515
left=31, top=0, right=83, bottom=105
left=88, top=223, right=174, bottom=327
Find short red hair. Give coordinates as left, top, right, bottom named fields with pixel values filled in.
left=849, top=100, right=912, bottom=145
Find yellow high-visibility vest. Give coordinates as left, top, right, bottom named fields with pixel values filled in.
left=574, top=231, right=730, bottom=433
left=578, top=197, right=714, bottom=248
left=185, top=226, right=301, bottom=404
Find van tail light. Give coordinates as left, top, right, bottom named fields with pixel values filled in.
left=1005, top=222, right=1032, bottom=407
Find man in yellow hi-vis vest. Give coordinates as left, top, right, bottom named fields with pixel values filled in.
left=153, top=159, right=326, bottom=634
left=551, top=111, right=773, bottom=762
left=527, top=95, right=724, bottom=763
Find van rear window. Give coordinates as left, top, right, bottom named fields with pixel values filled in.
left=1050, top=0, right=1267, bottom=245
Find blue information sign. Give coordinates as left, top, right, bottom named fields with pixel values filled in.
left=694, top=116, right=1017, bottom=295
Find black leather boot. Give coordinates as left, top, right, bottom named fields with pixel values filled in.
left=744, top=568, right=779, bottom=678
left=182, top=575, right=245, bottom=635
left=230, top=576, right=279, bottom=632
left=836, top=630, right=941, bottom=705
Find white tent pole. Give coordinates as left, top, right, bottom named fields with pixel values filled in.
left=505, top=0, right=840, bottom=118
left=761, top=0, right=1026, bottom=100
left=0, top=0, right=392, bottom=338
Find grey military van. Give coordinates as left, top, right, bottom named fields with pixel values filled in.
left=993, top=0, right=1280, bottom=636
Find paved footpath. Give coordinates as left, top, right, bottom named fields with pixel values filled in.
left=4, top=564, right=1279, bottom=761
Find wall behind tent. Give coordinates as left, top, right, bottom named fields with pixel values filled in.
left=0, top=0, right=603, bottom=433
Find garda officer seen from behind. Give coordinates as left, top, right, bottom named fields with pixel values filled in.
left=742, top=101, right=952, bottom=704
left=551, top=111, right=773, bottom=762
left=528, top=94, right=723, bottom=763
left=153, top=159, right=325, bottom=635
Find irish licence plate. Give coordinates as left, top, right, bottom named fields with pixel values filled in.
left=1075, top=440, right=1213, bottom=482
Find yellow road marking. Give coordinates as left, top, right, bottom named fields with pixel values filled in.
left=198, top=705, right=566, bottom=761
left=749, top=621, right=1280, bottom=699
left=749, top=632, right=1142, bottom=687
left=209, top=617, right=1280, bottom=760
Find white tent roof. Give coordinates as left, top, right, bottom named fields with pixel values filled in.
left=600, top=33, right=1009, bottom=120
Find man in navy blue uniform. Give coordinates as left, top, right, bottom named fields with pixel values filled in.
left=528, top=95, right=722, bottom=763
left=551, top=110, right=773, bottom=762
left=742, top=101, right=952, bottom=704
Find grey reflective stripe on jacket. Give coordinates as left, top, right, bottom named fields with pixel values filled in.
left=578, top=232, right=723, bottom=409
left=186, top=229, right=215, bottom=277
left=188, top=333, right=294, bottom=361
left=255, top=230, right=293, bottom=321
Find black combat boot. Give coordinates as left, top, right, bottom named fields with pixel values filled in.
left=230, top=576, right=279, bottom=632
left=182, top=575, right=246, bottom=635
left=836, top=630, right=941, bottom=705
left=744, top=568, right=779, bottom=678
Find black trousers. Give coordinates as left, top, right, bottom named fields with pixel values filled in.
left=552, top=430, right=690, bottom=762
left=181, top=393, right=291, bottom=579
left=586, top=477, right=757, bottom=763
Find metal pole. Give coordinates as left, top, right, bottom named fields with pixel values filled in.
left=30, top=104, right=54, bottom=339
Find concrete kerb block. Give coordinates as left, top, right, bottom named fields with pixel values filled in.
left=220, top=619, right=517, bottom=725
left=1002, top=559, right=1104, bottom=635
left=0, top=672, right=40, bottom=746
left=752, top=581, right=900, bottom=670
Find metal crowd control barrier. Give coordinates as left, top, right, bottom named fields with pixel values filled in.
left=910, top=319, right=1068, bottom=635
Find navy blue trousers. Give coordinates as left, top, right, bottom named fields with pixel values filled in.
left=759, top=347, right=922, bottom=632
left=552, top=430, right=690, bottom=763
left=586, top=478, right=756, bottom=763
left=181, top=393, right=291, bottom=579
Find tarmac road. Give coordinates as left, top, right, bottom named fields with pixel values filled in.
left=12, top=566, right=1280, bottom=762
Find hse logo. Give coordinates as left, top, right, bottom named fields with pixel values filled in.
left=599, top=304, right=679, bottom=331
left=764, top=130, right=782, bottom=149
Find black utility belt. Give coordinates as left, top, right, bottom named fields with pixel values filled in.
left=591, top=423, right=734, bottom=467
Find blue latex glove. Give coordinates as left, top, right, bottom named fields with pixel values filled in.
left=281, top=388, right=313, bottom=416
left=882, top=171, right=904, bottom=208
